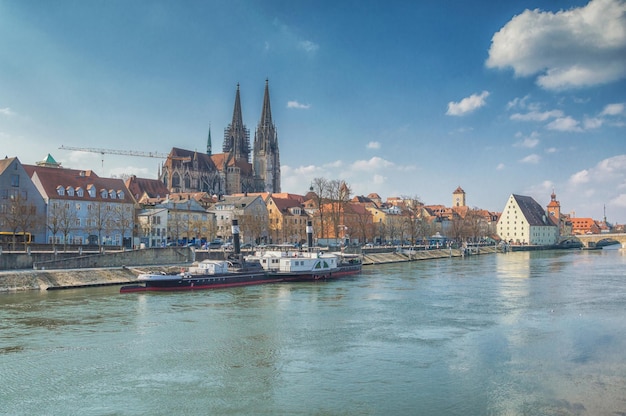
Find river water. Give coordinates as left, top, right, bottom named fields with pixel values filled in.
left=1, top=249, right=625, bottom=415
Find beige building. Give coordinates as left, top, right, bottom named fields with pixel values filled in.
left=497, top=194, right=558, bottom=245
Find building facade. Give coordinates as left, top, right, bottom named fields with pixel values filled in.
left=28, top=165, right=135, bottom=247
left=209, top=195, right=268, bottom=244
left=497, top=194, right=558, bottom=245
left=0, top=157, right=47, bottom=244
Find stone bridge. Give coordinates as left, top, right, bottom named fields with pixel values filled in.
left=573, top=233, right=626, bottom=248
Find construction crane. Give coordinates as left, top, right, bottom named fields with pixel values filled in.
left=58, top=145, right=191, bottom=166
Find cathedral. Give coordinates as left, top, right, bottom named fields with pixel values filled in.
left=159, top=80, right=281, bottom=196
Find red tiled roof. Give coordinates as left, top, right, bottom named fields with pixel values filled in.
left=125, top=176, right=169, bottom=200
left=26, top=165, right=134, bottom=204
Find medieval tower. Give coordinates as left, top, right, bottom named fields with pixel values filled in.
left=453, top=186, right=466, bottom=207
left=253, top=79, right=281, bottom=193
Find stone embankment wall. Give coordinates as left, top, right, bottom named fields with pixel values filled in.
left=0, top=247, right=227, bottom=271
left=32, top=247, right=194, bottom=270
left=0, top=246, right=499, bottom=292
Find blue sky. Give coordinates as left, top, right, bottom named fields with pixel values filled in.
left=1, top=0, right=625, bottom=222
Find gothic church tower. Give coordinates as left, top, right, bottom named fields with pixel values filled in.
left=223, top=84, right=251, bottom=163
left=253, top=79, right=281, bottom=193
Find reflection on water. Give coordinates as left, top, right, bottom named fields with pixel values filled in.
left=1, top=250, right=625, bottom=415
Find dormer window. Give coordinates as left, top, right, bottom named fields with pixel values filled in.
left=56, top=186, right=65, bottom=196
left=87, top=185, right=96, bottom=198
left=66, top=186, right=74, bottom=197
left=117, top=190, right=124, bottom=199
left=101, top=189, right=108, bottom=199
left=76, top=187, right=84, bottom=197
left=109, top=190, right=116, bottom=199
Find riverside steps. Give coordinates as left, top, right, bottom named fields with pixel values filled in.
left=0, top=246, right=501, bottom=291
left=361, top=245, right=499, bottom=265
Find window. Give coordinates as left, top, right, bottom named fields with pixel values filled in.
left=77, top=188, right=84, bottom=197
left=109, top=190, right=116, bottom=199
left=57, top=186, right=65, bottom=196
left=67, top=187, right=74, bottom=196
left=101, top=189, right=108, bottom=198
left=118, top=190, right=124, bottom=199
left=10, top=174, right=19, bottom=187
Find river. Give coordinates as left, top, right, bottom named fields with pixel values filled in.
left=1, top=249, right=625, bottom=415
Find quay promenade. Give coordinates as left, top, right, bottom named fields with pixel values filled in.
left=0, top=246, right=499, bottom=292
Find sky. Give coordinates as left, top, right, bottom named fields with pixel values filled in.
left=1, top=0, right=625, bottom=223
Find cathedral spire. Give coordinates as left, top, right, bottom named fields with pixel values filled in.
left=232, top=83, right=243, bottom=130
left=260, top=78, right=273, bottom=128
left=206, top=123, right=212, bottom=155
left=223, top=83, right=250, bottom=162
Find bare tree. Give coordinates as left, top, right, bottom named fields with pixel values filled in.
left=327, top=179, right=351, bottom=244
left=401, top=195, right=423, bottom=245
left=46, top=201, right=63, bottom=251
left=0, top=193, right=41, bottom=251
left=168, top=209, right=184, bottom=245
left=113, top=204, right=134, bottom=248
left=310, top=177, right=329, bottom=239
left=385, top=215, right=403, bottom=245
left=349, top=205, right=375, bottom=243
left=86, top=202, right=113, bottom=250
left=57, top=202, right=79, bottom=251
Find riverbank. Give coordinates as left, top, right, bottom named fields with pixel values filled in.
left=0, top=247, right=499, bottom=292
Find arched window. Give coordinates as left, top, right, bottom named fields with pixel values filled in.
left=172, top=172, right=180, bottom=187
left=184, top=173, right=191, bottom=189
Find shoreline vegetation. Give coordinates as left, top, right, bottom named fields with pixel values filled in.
left=0, top=246, right=499, bottom=292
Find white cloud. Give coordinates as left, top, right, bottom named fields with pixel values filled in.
left=510, top=109, right=563, bottom=121
left=324, top=160, right=343, bottom=169
left=611, top=193, right=626, bottom=208
left=446, top=91, right=490, bottom=116
left=0, top=107, right=16, bottom=117
left=506, top=95, right=531, bottom=111
left=496, top=163, right=505, bottom=170
left=351, top=156, right=394, bottom=171
left=298, top=40, right=319, bottom=53
left=583, top=116, right=604, bottom=129
left=569, top=169, right=591, bottom=185
left=486, top=0, right=626, bottom=90
left=569, top=155, right=626, bottom=186
left=287, top=100, right=311, bottom=109
left=514, top=131, right=540, bottom=148
left=546, top=116, right=582, bottom=132
left=366, top=141, right=381, bottom=150
left=601, top=103, right=625, bottom=116
left=520, top=154, right=541, bottom=164
left=372, top=174, right=386, bottom=185
left=545, top=147, right=558, bottom=153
